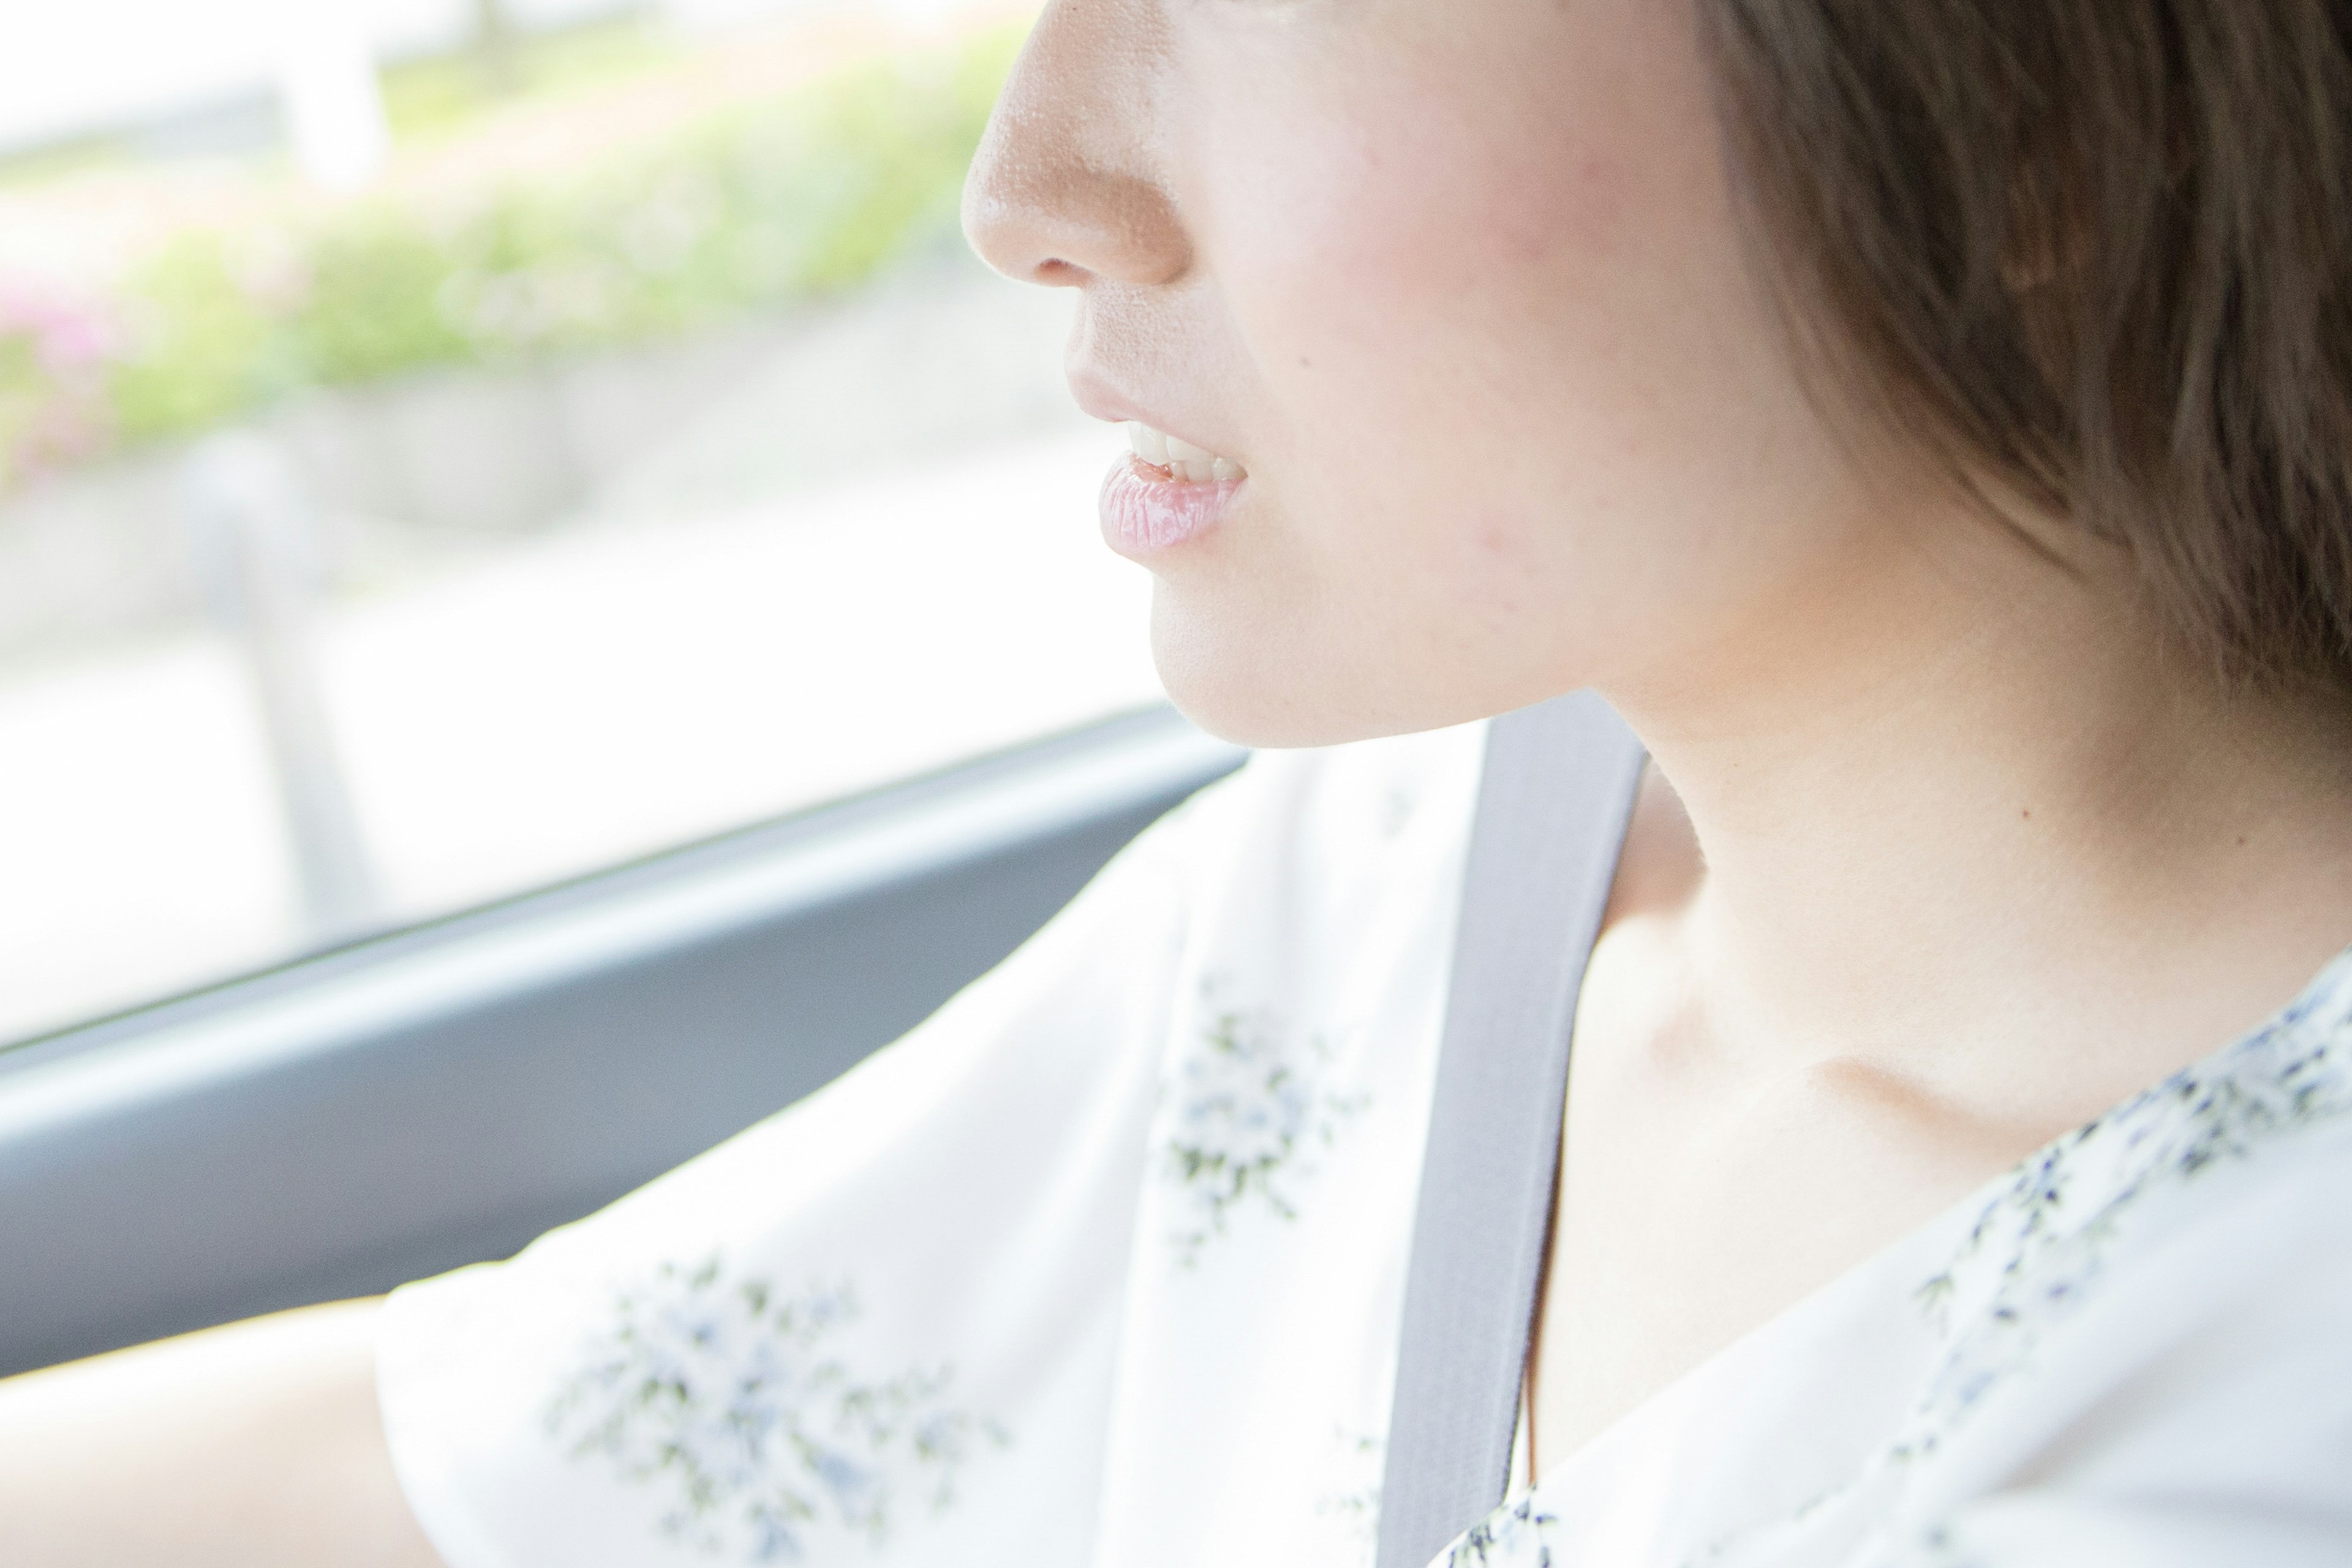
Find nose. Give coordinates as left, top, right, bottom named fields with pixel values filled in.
left=962, top=1, right=1192, bottom=290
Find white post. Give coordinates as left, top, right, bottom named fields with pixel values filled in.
left=276, top=1, right=391, bottom=194
left=181, top=433, right=384, bottom=945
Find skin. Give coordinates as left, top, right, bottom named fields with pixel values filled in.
left=963, top=0, right=2352, bottom=1472
left=0, top=1300, right=440, bottom=1565
left=2, top=0, right=2349, bottom=1553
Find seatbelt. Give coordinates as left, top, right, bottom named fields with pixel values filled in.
left=1373, top=690, right=1647, bottom=1568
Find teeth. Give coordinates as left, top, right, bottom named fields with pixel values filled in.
left=1126, top=421, right=1169, bottom=466
left=1126, top=421, right=1246, bottom=483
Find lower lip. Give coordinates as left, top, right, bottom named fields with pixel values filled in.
left=1100, top=455, right=1246, bottom=559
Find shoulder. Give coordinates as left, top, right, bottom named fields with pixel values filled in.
left=1893, top=1024, right=2352, bottom=1558
left=1885, top=1120, right=2352, bottom=1564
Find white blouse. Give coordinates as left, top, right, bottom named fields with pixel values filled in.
left=375, top=722, right=2352, bottom=1567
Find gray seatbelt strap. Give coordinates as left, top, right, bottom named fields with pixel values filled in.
left=1373, top=690, right=1647, bottom=1568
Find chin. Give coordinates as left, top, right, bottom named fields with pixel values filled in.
left=1145, top=592, right=1508, bottom=752
left=1144, top=597, right=1341, bottom=748
left=1159, top=679, right=1348, bottom=752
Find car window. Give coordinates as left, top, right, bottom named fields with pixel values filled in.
left=0, top=0, right=1157, bottom=1044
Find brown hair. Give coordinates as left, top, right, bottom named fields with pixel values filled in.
left=1702, top=1, right=2352, bottom=692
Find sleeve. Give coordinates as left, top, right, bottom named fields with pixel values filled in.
left=374, top=776, right=1213, bottom=1568
left=1874, top=1126, right=2352, bottom=1568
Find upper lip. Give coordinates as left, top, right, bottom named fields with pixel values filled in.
left=1065, top=364, right=1234, bottom=462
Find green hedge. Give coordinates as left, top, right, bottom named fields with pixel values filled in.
left=0, top=22, right=1022, bottom=487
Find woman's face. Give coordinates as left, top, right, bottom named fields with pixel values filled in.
left=965, top=0, right=1904, bottom=747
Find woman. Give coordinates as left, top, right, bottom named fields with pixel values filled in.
left=5, top=1, right=2350, bottom=1563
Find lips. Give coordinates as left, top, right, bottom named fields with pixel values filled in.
left=1100, top=447, right=1246, bottom=557
left=1064, top=369, right=1251, bottom=556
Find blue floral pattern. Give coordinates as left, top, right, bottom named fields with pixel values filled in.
left=543, top=1257, right=1006, bottom=1561
left=1315, top=1425, right=1388, bottom=1550
left=1441, top=1493, right=1566, bottom=1568
left=1163, top=976, right=1370, bottom=1263
left=1898, top=949, right=2352, bottom=1460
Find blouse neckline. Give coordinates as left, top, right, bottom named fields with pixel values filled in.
left=1510, top=937, right=2352, bottom=1506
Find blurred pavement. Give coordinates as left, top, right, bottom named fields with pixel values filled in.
left=0, top=428, right=1163, bottom=1042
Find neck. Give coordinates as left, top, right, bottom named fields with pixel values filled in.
left=1604, top=505, right=2352, bottom=1118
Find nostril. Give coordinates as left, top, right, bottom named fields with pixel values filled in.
left=963, top=167, right=1189, bottom=290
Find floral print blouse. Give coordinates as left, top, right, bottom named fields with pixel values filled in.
left=377, top=722, right=2352, bottom=1567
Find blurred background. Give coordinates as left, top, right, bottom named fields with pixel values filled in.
left=0, top=0, right=1159, bottom=1042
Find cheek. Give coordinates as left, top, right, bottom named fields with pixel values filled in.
left=1207, top=93, right=1638, bottom=404
left=1204, top=80, right=1720, bottom=617
left=1151, top=0, right=1862, bottom=734
left=1186, top=3, right=1704, bottom=403
left=1179, top=15, right=1754, bottom=605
